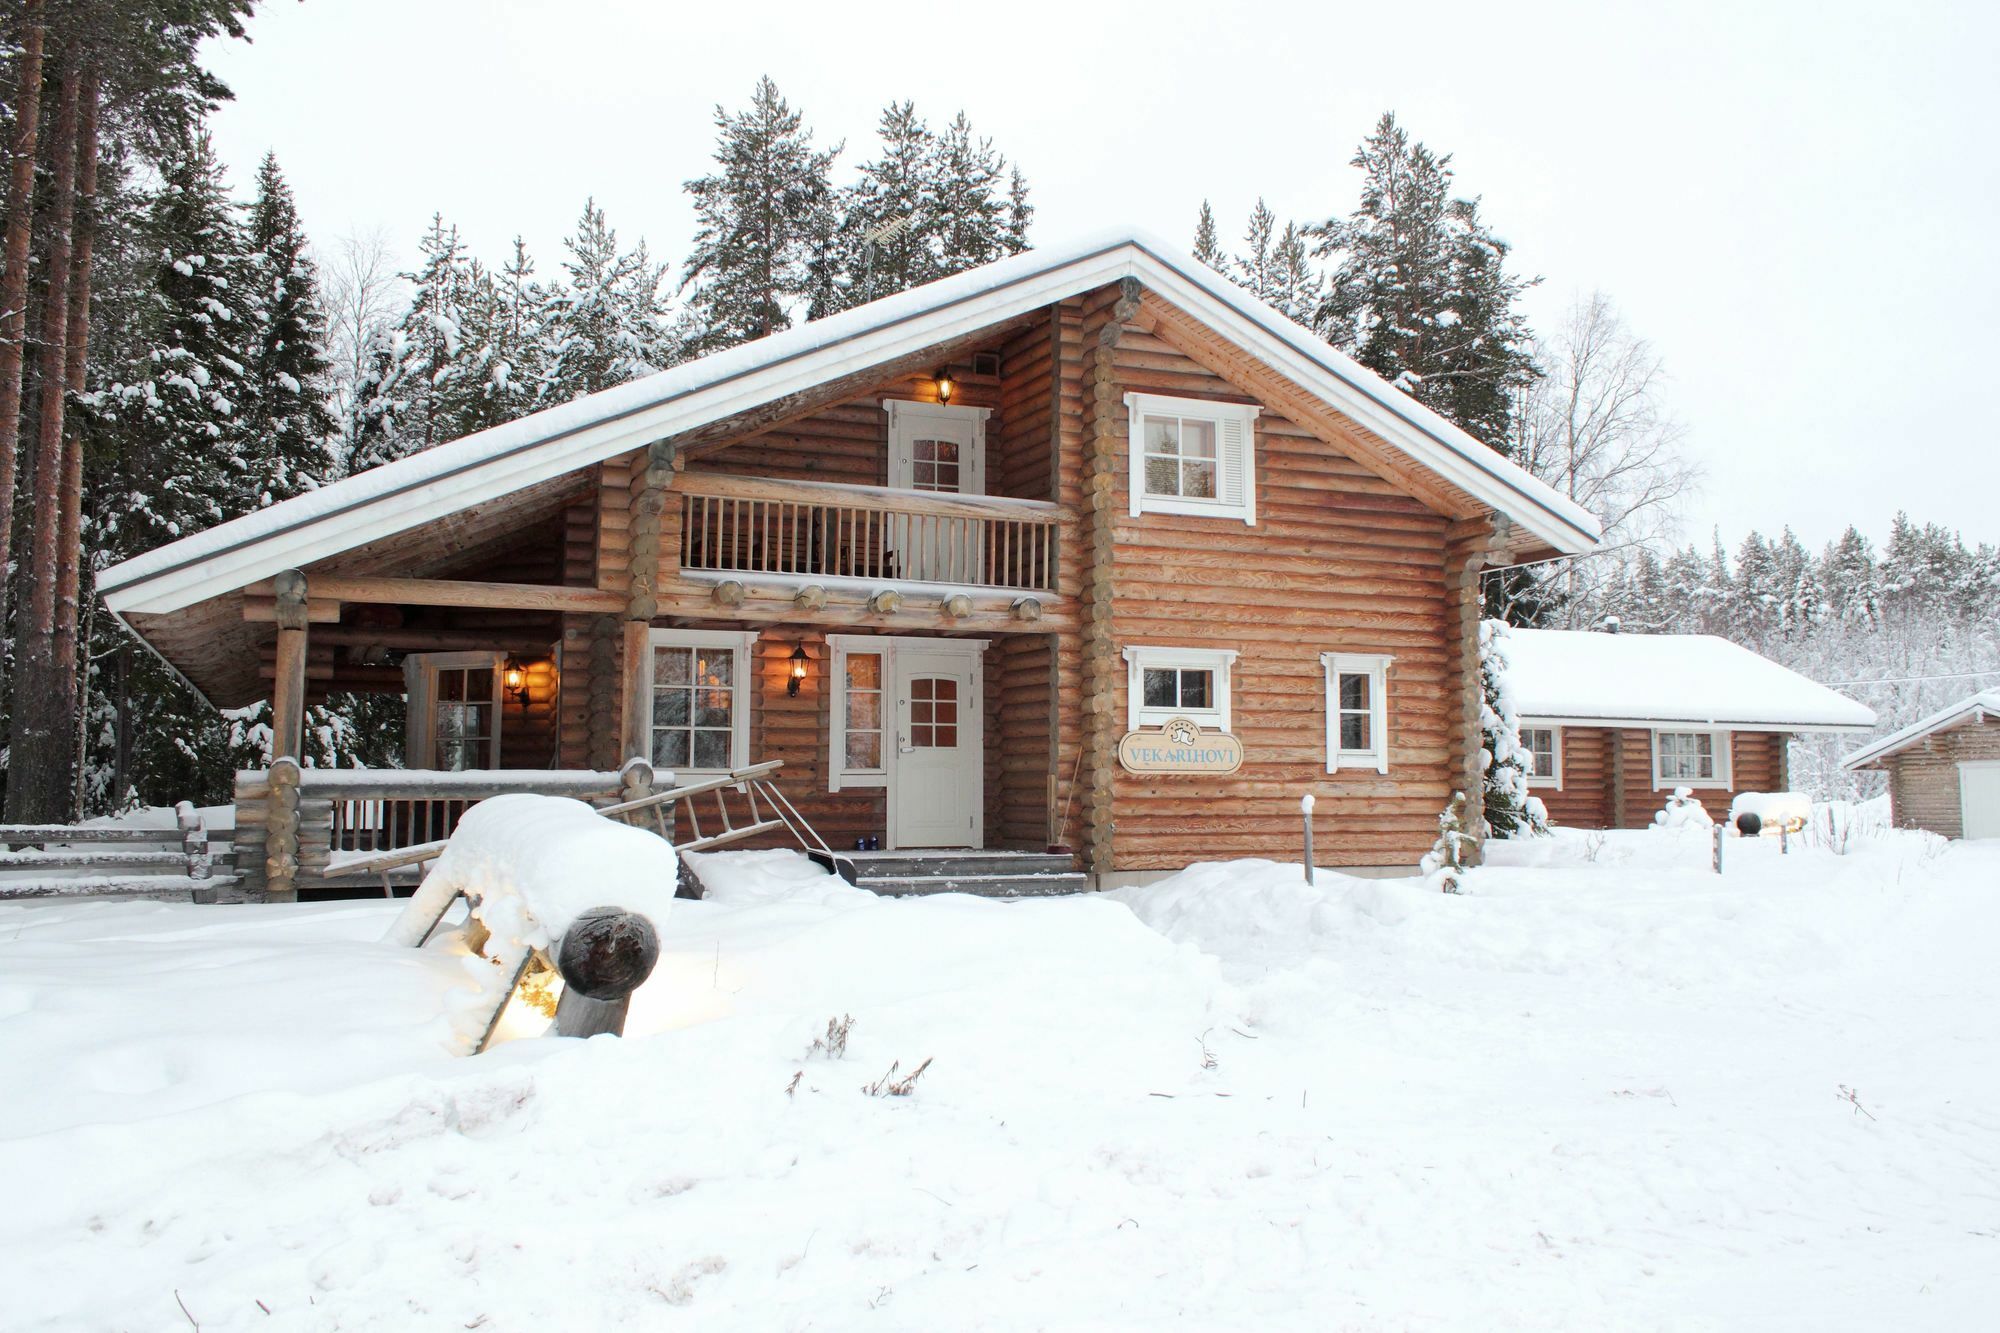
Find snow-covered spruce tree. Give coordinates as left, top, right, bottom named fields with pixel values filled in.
left=1420, top=791, right=1472, bottom=893
left=540, top=200, right=677, bottom=405
left=239, top=150, right=336, bottom=507
left=1192, top=201, right=1227, bottom=272
left=680, top=77, right=840, bottom=354
left=351, top=214, right=484, bottom=468
left=1479, top=618, right=1548, bottom=839
left=1004, top=165, right=1033, bottom=254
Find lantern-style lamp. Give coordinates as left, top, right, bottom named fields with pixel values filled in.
left=933, top=366, right=955, bottom=406
left=503, top=656, right=530, bottom=707
left=787, top=643, right=810, bottom=697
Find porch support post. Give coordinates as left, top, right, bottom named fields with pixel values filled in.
left=621, top=441, right=676, bottom=763
left=271, top=568, right=310, bottom=764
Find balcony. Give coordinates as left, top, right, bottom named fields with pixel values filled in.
left=678, top=474, right=1062, bottom=595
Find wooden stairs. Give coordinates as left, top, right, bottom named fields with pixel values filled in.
left=817, top=850, right=1087, bottom=898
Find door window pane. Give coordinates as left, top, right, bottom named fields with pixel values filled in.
left=840, top=651, right=885, bottom=774
left=909, top=677, right=959, bottom=749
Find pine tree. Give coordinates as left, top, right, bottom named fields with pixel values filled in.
left=540, top=200, right=676, bottom=405
left=1004, top=166, right=1033, bottom=253
left=1311, top=113, right=1537, bottom=452
left=351, top=214, right=483, bottom=468
left=1265, top=221, right=1322, bottom=328
left=239, top=150, right=335, bottom=507
left=96, top=129, right=252, bottom=556
left=1192, top=201, right=1226, bottom=272
left=1234, top=199, right=1279, bottom=302
left=819, top=100, right=938, bottom=315
left=680, top=77, right=839, bottom=353
left=931, top=110, right=1013, bottom=270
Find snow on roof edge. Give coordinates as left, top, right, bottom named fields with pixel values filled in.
left=100, top=228, right=1599, bottom=615
left=1841, top=690, right=2000, bottom=769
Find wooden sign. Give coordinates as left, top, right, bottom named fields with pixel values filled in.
left=1117, top=717, right=1244, bottom=775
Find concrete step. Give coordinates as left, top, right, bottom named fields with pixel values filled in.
left=861, top=871, right=1090, bottom=899
left=838, top=851, right=1079, bottom=881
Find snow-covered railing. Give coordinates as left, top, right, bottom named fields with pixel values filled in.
left=0, top=802, right=226, bottom=901
left=679, top=473, right=1061, bottom=593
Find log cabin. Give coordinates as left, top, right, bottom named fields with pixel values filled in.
left=1503, top=627, right=1876, bottom=829
left=1842, top=692, right=2000, bottom=839
left=96, top=230, right=1602, bottom=899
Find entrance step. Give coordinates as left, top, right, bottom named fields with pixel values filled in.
left=815, top=849, right=1087, bottom=898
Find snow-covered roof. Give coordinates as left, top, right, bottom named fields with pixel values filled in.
left=1840, top=691, right=2000, bottom=770
left=1506, top=628, right=1877, bottom=732
left=97, top=228, right=1601, bottom=617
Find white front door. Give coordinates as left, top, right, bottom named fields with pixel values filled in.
left=1962, top=761, right=2000, bottom=839
left=890, top=644, right=983, bottom=849
left=886, top=400, right=988, bottom=583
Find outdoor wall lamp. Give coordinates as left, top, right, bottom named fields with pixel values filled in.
left=787, top=643, right=810, bottom=697
left=933, top=366, right=955, bottom=405
left=503, top=656, right=530, bottom=708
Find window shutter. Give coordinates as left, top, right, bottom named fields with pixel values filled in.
left=1218, top=411, right=1255, bottom=523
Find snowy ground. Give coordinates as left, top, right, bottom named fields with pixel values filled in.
left=3, top=824, right=1997, bottom=1330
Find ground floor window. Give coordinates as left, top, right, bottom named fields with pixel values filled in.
left=647, top=629, right=757, bottom=775
left=1522, top=725, right=1561, bottom=788
left=1321, top=652, right=1393, bottom=774
left=827, top=635, right=888, bottom=791
left=404, top=651, right=503, bottom=770
left=1122, top=645, right=1237, bottom=733
left=1654, top=729, right=1730, bottom=788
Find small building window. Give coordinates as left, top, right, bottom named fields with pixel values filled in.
left=1123, top=645, right=1237, bottom=733
left=827, top=635, right=889, bottom=792
left=1521, top=725, right=1561, bottom=788
left=1654, top=729, right=1731, bottom=789
left=1321, top=652, right=1393, bottom=774
left=1124, top=392, right=1259, bottom=524
left=646, top=629, right=757, bottom=775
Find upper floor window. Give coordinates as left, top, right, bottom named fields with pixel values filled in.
left=1655, top=729, right=1730, bottom=789
left=1521, top=725, right=1560, bottom=788
left=1123, top=645, right=1237, bottom=733
left=1124, top=392, right=1259, bottom=525
left=1321, top=652, right=1393, bottom=774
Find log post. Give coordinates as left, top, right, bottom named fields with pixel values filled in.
left=264, top=756, right=301, bottom=902
left=620, top=619, right=650, bottom=764
left=1443, top=519, right=1505, bottom=866
left=552, top=906, right=661, bottom=1039
left=176, top=799, right=210, bottom=882
left=270, top=569, right=310, bottom=763
left=623, top=443, right=674, bottom=766
left=1078, top=278, right=1141, bottom=879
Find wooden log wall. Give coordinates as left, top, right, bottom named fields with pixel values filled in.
left=1533, top=726, right=1614, bottom=829
left=1092, top=288, right=1462, bottom=870
left=1882, top=718, right=2000, bottom=838
left=1542, top=727, right=1791, bottom=830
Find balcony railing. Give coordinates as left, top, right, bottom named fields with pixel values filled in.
left=678, top=474, right=1061, bottom=594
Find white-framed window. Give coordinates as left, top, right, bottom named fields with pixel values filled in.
left=1123, top=645, right=1237, bottom=733
left=645, top=629, right=757, bottom=776
left=827, top=634, right=889, bottom=792
left=1521, top=725, right=1561, bottom=789
left=1653, top=729, right=1731, bottom=789
left=1320, top=652, right=1393, bottom=774
left=1124, top=392, right=1259, bottom=524
left=404, top=651, right=504, bottom=771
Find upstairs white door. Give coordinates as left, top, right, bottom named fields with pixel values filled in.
left=889, top=644, right=983, bottom=849
left=885, top=400, right=988, bottom=582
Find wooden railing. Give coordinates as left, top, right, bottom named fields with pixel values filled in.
left=0, top=802, right=228, bottom=901
left=679, top=474, right=1061, bottom=593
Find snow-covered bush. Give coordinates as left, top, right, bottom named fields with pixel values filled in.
left=1480, top=619, right=1549, bottom=839
left=1421, top=791, right=1473, bottom=893
left=1653, top=787, right=1714, bottom=830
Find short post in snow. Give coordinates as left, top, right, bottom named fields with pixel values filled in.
left=1712, top=822, right=1725, bottom=874
left=553, top=906, right=661, bottom=1039
left=1300, top=793, right=1316, bottom=886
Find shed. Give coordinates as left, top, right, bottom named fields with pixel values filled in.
left=1841, top=691, right=2000, bottom=839
left=1502, top=628, right=1876, bottom=829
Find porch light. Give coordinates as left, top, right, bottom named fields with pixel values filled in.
left=933, top=366, right=954, bottom=405
left=787, top=643, right=810, bottom=697
left=503, top=656, right=530, bottom=707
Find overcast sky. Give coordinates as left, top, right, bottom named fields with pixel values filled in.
left=202, top=0, right=1999, bottom=554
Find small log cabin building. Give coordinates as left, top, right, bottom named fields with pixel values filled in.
left=98, top=232, right=1601, bottom=898
left=1503, top=627, right=1876, bottom=829
left=1842, top=691, right=2000, bottom=840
